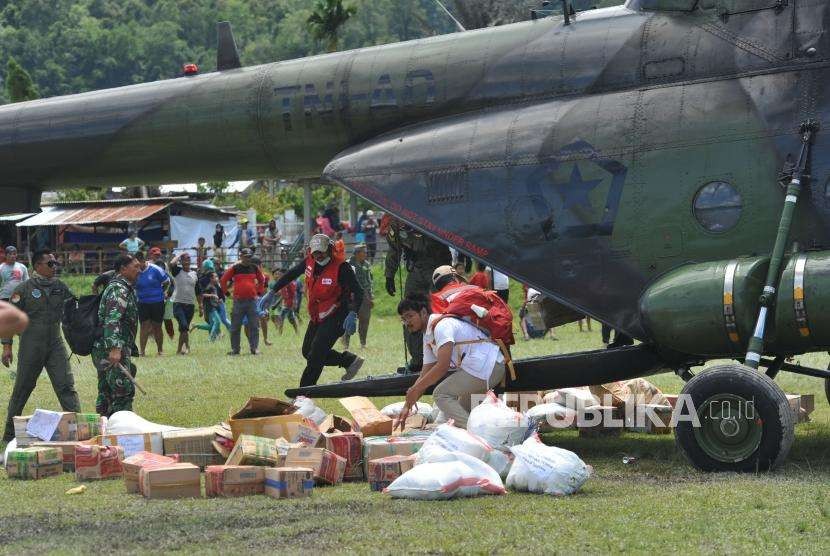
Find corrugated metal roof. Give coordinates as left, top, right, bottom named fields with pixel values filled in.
left=17, top=202, right=171, bottom=227
left=0, top=213, right=36, bottom=222
left=44, top=196, right=189, bottom=207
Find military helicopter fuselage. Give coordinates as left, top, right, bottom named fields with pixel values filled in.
left=2, top=0, right=829, bottom=470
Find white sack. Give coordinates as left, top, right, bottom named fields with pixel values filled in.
left=106, top=411, right=180, bottom=435
left=416, top=423, right=493, bottom=464
left=467, top=391, right=530, bottom=448
left=293, top=396, right=327, bottom=426
left=506, top=435, right=592, bottom=496
left=386, top=449, right=505, bottom=500
left=543, top=387, right=599, bottom=410
left=381, top=401, right=433, bottom=422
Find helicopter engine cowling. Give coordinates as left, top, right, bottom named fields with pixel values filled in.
left=639, top=252, right=830, bottom=358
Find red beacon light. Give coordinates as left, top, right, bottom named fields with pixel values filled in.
left=183, top=63, right=199, bottom=76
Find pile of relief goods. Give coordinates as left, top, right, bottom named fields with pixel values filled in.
left=3, top=392, right=594, bottom=501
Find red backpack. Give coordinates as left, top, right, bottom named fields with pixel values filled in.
left=432, top=285, right=516, bottom=347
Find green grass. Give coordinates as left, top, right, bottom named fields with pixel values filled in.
left=0, top=271, right=828, bottom=554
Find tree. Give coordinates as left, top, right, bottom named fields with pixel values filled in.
left=307, top=0, right=357, bottom=53
left=448, top=0, right=527, bottom=29
left=5, top=57, right=39, bottom=102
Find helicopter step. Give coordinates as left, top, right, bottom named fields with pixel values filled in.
left=284, top=344, right=675, bottom=399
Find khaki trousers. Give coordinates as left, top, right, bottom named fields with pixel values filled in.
left=433, top=362, right=506, bottom=429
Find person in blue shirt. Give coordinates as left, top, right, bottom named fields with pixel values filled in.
left=135, top=252, right=170, bottom=356
left=119, top=230, right=145, bottom=255
left=229, top=219, right=256, bottom=257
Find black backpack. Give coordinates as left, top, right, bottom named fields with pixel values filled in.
left=62, top=294, right=103, bottom=356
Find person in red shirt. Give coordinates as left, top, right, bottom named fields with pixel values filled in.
left=266, top=234, right=364, bottom=387
left=468, top=261, right=491, bottom=290
left=220, top=248, right=267, bottom=355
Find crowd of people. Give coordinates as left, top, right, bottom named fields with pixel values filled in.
left=0, top=211, right=627, bottom=438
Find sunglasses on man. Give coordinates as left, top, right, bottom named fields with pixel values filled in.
left=46, top=260, right=59, bottom=268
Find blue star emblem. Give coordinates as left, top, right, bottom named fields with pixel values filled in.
left=554, top=165, right=604, bottom=210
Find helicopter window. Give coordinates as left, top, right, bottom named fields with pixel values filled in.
left=693, top=181, right=742, bottom=233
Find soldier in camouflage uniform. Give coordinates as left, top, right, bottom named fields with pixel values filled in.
left=2, top=251, right=80, bottom=441
left=91, top=255, right=141, bottom=417
left=384, top=217, right=452, bottom=373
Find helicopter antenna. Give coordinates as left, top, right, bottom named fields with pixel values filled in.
left=432, top=0, right=467, bottom=32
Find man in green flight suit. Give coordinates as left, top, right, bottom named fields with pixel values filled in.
left=384, top=217, right=452, bottom=373
left=92, top=254, right=141, bottom=417
left=2, top=250, right=80, bottom=442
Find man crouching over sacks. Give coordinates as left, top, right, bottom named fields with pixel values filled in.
left=396, top=293, right=505, bottom=429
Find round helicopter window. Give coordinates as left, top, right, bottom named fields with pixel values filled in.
left=693, top=181, right=742, bottom=233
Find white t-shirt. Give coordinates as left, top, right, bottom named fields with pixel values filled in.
left=527, top=287, right=541, bottom=301
left=487, top=267, right=509, bottom=290
left=171, top=268, right=199, bottom=305
left=423, top=315, right=503, bottom=382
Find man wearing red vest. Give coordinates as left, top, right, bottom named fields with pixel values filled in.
left=220, top=248, right=267, bottom=355
left=267, top=234, right=364, bottom=387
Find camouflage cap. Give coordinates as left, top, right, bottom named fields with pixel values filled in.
left=309, top=234, right=332, bottom=254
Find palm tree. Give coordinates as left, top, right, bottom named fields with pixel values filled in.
left=307, top=0, right=357, bottom=53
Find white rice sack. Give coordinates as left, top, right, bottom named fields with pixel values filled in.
left=507, top=435, right=592, bottom=496
left=525, top=403, right=578, bottom=430
left=543, top=388, right=599, bottom=411
left=380, top=401, right=433, bottom=421
left=467, top=391, right=530, bottom=448
left=293, top=396, right=327, bottom=426
left=485, top=447, right=514, bottom=479
left=416, top=423, right=493, bottom=464
left=106, top=411, right=180, bottom=435
left=431, top=408, right=448, bottom=425
left=386, top=449, right=505, bottom=500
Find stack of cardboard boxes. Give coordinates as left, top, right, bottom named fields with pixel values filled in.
left=5, top=397, right=433, bottom=500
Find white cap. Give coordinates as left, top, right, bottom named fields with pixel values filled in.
left=432, top=265, right=457, bottom=285
left=309, top=234, right=332, bottom=254
left=366, top=209, right=374, bottom=217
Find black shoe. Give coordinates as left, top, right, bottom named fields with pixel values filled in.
left=341, top=355, right=364, bottom=381
left=227, top=351, right=240, bottom=356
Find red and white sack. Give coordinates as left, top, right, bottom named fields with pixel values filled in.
left=385, top=449, right=505, bottom=500
left=506, top=435, right=592, bottom=496
left=467, top=391, right=530, bottom=448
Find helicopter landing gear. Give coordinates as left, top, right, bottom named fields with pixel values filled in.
left=674, top=364, right=794, bottom=472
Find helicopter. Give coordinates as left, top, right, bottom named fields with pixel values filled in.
left=1, top=0, right=829, bottom=471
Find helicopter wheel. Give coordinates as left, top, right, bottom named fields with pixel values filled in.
left=674, top=364, right=794, bottom=472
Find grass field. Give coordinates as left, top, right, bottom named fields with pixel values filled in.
left=0, top=271, right=828, bottom=554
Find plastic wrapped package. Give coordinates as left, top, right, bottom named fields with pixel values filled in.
left=386, top=449, right=505, bottom=500
left=380, top=401, right=433, bottom=422
left=293, top=396, right=327, bottom=426
left=467, top=391, right=530, bottom=448
left=506, top=435, right=592, bottom=496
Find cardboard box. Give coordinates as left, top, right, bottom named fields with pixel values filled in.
left=264, top=467, right=314, bottom=499
left=390, top=414, right=429, bottom=436
left=31, top=441, right=84, bottom=472
left=286, top=421, right=323, bottom=447
left=25, top=410, right=77, bottom=442
left=367, top=455, right=416, bottom=491
left=162, top=427, right=224, bottom=469
left=285, top=448, right=346, bottom=485
left=319, top=415, right=355, bottom=433
left=339, top=397, right=393, bottom=437
left=225, top=435, right=284, bottom=467
left=362, top=435, right=428, bottom=476
left=75, top=444, right=125, bottom=480
left=95, top=432, right=164, bottom=458
left=75, top=413, right=104, bottom=441
left=13, top=415, right=38, bottom=447
left=205, top=465, right=265, bottom=498
left=140, top=464, right=201, bottom=499
left=123, top=452, right=181, bottom=494
left=229, top=397, right=303, bottom=441
left=5, top=447, right=63, bottom=479
left=578, top=406, right=624, bottom=438
left=321, top=432, right=363, bottom=480
left=787, top=394, right=816, bottom=424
